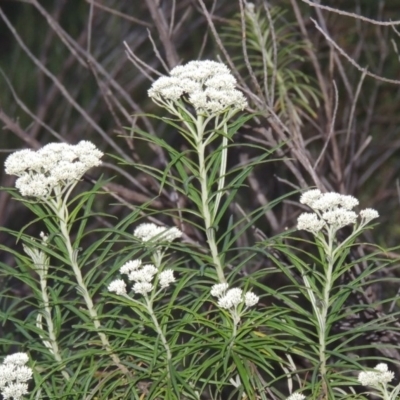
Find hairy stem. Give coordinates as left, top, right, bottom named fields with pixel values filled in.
left=144, top=296, right=173, bottom=379
left=24, top=243, right=71, bottom=382
left=46, top=195, right=131, bottom=377
left=195, top=116, right=226, bottom=283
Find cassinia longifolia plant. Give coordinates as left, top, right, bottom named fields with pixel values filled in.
left=0, top=60, right=398, bottom=400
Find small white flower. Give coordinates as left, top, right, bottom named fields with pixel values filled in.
left=128, top=264, right=157, bottom=283
left=210, top=283, right=229, bottom=297
left=149, top=60, right=248, bottom=116
left=3, top=353, right=29, bottom=366
left=299, top=189, right=322, bottom=207
left=360, top=208, right=379, bottom=223
left=375, top=363, right=390, bottom=373
left=244, top=292, right=259, bottom=307
left=108, top=279, right=127, bottom=295
left=286, top=393, right=305, bottom=400
left=159, top=269, right=175, bottom=288
left=0, top=353, right=32, bottom=400
left=120, top=259, right=142, bottom=275
left=218, top=288, right=243, bottom=309
left=0, top=364, right=16, bottom=383
left=322, top=209, right=357, bottom=229
left=358, top=363, right=394, bottom=386
left=132, top=281, right=153, bottom=295
left=134, top=223, right=182, bottom=243
left=297, top=213, right=325, bottom=233
left=1, top=382, right=29, bottom=400
left=12, top=366, right=32, bottom=382
left=311, top=192, right=342, bottom=211
left=5, top=141, right=103, bottom=198
left=339, top=195, right=359, bottom=210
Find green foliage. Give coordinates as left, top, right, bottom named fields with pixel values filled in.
left=1, top=3, right=400, bottom=400
left=221, top=5, right=320, bottom=123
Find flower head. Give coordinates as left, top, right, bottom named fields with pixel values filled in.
left=113, top=258, right=177, bottom=297
left=0, top=353, right=32, bottom=400
left=244, top=291, right=259, bottom=307
left=210, top=283, right=229, bottom=297
left=159, top=269, right=175, bottom=288
left=297, top=212, right=325, bottom=234
left=148, top=60, right=247, bottom=116
left=5, top=141, right=103, bottom=198
left=3, top=353, right=29, bottom=366
left=300, top=189, right=322, bottom=206
left=108, top=279, right=127, bottom=295
left=120, top=259, right=142, bottom=275
left=128, top=264, right=158, bottom=283
left=322, top=209, right=357, bottom=229
left=297, top=190, right=378, bottom=233
left=211, top=285, right=258, bottom=310
left=218, top=288, right=243, bottom=309
left=134, top=223, right=182, bottom=243
left=132, top=281, right=153, bottom=295
left=360, top=208, right=379, bottom=224
left=358, top=363, right=394, bottom=387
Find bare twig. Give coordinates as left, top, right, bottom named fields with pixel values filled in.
left=0, top=109, right=40, bottom=149
left=300, top=0, right=400, bottom=26
left=144, top=0, right=179, bottom=69
left=0, top=8, right=131, bottom=159
left=314, top=80, right=339, bottom=170
left=85, top=0, right=152, bottom=27
left=311, top=18, right=400, bottom=85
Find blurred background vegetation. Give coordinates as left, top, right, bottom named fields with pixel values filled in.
left=1, top=0, right=400, bottom=246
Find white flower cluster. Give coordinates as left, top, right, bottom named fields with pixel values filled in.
left=0, top=353, right=32, bottom=400
left=134, top=223, right=183, bottom=243
left=148, top=60, right=248, bottom=115
left=4, top=141, right=103, bottom=198
left=210, top=283, right=259, bottom=310
left=286, top=393, right=305, bottom=400
left=297, top=189, right=379, bottom=234
left=358, top=363, right=394, bottom=387
left=108, top=259, right=176, bottom=296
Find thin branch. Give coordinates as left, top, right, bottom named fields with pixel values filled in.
left=314, top=80, right=339, bottom=170
left=0, top=7, right=130, bottom=159
left=85, top=0, right=152, bottom=27
left=0, top=69, right=65, bottom=142
left=311, top=18, right=400, bottom=85
left=144, top=0, right=179, bottom=69
left=301, top=0, right=400, bottom=26
left=87, top=0, right=94, bottom=54
left=146, top=28, right=170, bottom=72
left=25, top=0, right=157, bottom=139
left=0, top=109, right=40, bottom=149
left=290, top=0, right=331, bottom=120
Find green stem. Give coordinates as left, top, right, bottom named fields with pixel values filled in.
left=24, top=243, right=71, bottom=382
left=46, top=195, right=131, bottom=377
left=144, top=296, right=173, bottom=378
left=37, top=279, right=71, bottom=382
left=318, top=227, right=335, bottom=394
left=195, top=116, right=226, bottom=283
left=229, top=310, right=240, bottom=349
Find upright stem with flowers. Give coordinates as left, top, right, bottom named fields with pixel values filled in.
left=148, top=60, right=248, bottom=284
left=4, top=141, right=130, bottom=377
left=296, top=189, right=379, bottom=396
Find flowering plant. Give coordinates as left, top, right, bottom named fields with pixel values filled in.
left=0, top=59, right=399, bottom=400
